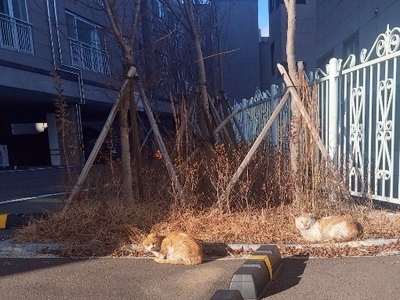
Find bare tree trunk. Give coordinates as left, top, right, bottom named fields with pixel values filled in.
left=119, top=92, right=134, bottom=202
left=283, top=0, right=301, bottom=201
left=185, top=0, right=215, bottom=145
left=129, top=84, right=144, bottom=199
left=140, top=0, right=153, bottom=83
left=63, top=67, right=137, bottom=213
left=103, top=0, right=142, bottom=203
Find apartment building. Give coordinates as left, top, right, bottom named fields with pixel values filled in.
left=0, top=0, right=261, bottom=168
left=215, top=0, right=260, bottom=101
left=315, top=0, right=400, bottom=68
left=260, top=0, right=400, bottom=88
left=0, top=0, right=125, bottom=167
left=260, top=0, right=316, bottom=90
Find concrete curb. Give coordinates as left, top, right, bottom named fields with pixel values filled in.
left=0, top=213, right=45, bottom=229
left=0, top=238, right=399, bottom=259
left=0, top=240, right=60, bottom=258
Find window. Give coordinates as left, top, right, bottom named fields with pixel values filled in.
left=66, top=11, right=110, bottom=74
left=0, top=0, right=28, bottom=21
left=343, top=31, right=359, bottom=61
left=0, top=0, right=32, bottom=53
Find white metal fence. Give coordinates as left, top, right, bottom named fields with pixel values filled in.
left=232, top=85, right=290, bottom=145
left=316, top=25, right=400, bottom=205
left=234, top=25, right=400, bottom=205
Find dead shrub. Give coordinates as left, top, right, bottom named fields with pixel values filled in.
left=14, top=75, right=398, bottom=257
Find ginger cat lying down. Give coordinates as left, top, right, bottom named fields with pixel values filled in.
left=295, top=213, right=362, bottom=243
left=142, top=231, right=203, bottom=265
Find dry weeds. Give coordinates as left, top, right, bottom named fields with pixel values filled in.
left=13, top=139, right=400, bottom=258
left=20, top=74, right=400, bottom=259
left=13, top=196, right=400, bottom=258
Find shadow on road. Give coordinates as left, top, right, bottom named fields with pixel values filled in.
left=264, top=256, right=309, bottom=297
left=0, top=257, right=84, bottom=278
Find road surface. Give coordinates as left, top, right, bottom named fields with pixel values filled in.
left=1, top=255, right=400, bottom=300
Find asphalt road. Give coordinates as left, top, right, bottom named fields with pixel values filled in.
left=0, top=167, right=68, bottom=203
left=0, top=167, right=69, bottom=240
left=1, top=255, right=400, bottom=300
left=0, top=257, right=246, bottom=300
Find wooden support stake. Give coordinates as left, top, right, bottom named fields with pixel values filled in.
left=220, top=91, right=291, bottom=205
left=213, top=108, right=239, bottom=136
left=277, top=63, right=329, bottom=160
left=137, top=81, right=186, bottom=205
left=209, top=97, right=233, bottom=145
left=62, top=66, right=138, bottom=214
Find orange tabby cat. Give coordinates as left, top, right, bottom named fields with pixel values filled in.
left=142, top=231, right=203, bottom=265
left=295, top=213, right=361, bottom=242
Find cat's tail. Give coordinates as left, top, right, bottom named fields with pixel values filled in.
left=347, top=220, right=363, bottom=240
left=355, top=221, right=364, bottom=238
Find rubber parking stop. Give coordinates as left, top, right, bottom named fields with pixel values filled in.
left=251, top=244, right=282, bottom=280
left=228, top=244, right=283, bottom=300
left=230, top=261, right=270, bottom=300
left=209, top=289, right=244, bottom=300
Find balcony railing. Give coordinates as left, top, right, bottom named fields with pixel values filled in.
left=0, top=14, right=33, bottom=54
left=69, top=39, right=111, bottom=75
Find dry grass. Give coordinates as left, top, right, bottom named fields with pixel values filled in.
left=14, top=195, right=400, bottom=258
left=14, top=78, right=400, bottom=258
left=13, top=141, right=400, bottom=258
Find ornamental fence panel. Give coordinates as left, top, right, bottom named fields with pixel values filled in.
left=316, top=25, right=400, bottom=205
left=234, top=25, right=400, bottom=205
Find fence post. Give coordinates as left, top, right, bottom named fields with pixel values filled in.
left=327, top=58, right=340, bottom=162
left=241, top=99, right=249, bottom=142
left=270, top=84, right=279, bottom=146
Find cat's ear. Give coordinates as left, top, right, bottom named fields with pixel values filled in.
left=148, top=231, right=158, bottom=237
left=149, top=228, right=158, bottom=236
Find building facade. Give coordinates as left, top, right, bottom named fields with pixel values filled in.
left=260, top=0, right=316, bottom=90
left=260, top=0, right=400, bottom=88
left=0, top=0, right=125, bottom=167
left=0, top=0, right=261, bottom=168
left=216, top=0, right=260, bottom=101
left=315, top=0, right=400, bottom=69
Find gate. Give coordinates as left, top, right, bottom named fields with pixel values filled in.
left=316, top=25, right=400, bottom=204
